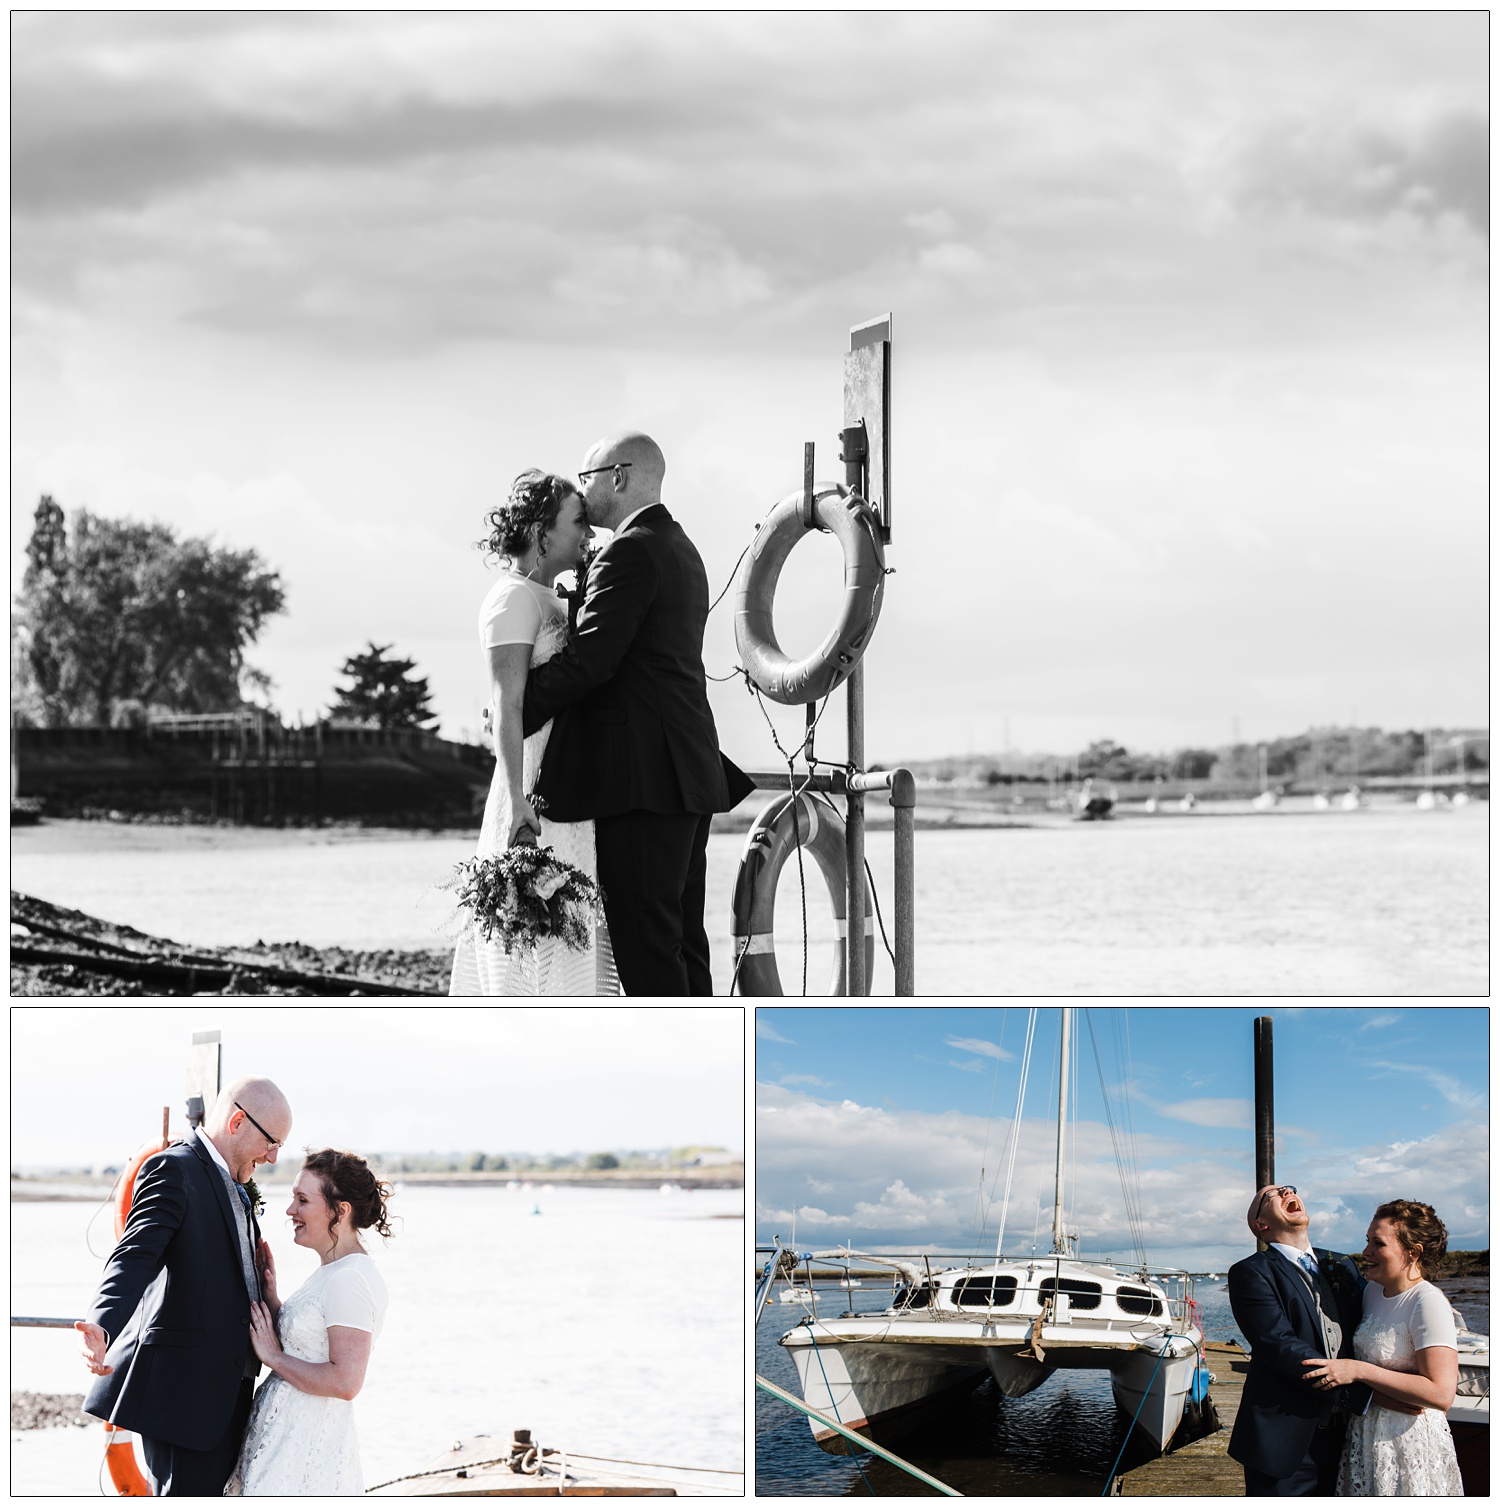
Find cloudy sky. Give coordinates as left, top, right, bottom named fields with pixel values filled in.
left=11, top=13, right=1487, bottom=763
left=11, top=1005, right=744, bottom=1168
left=756, top=1005, right=1488, bottom=1268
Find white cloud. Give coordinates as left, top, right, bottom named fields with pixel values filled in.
left=756, top=1019, right=795, bottom=1044
left=944, top=1035, right=1014, bottom=1062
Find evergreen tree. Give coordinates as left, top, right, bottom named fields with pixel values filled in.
left=329, top=642, right=439, bottom=729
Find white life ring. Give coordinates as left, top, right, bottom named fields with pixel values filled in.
left=734, top=486, right=886, bottom=705
left=731, top=791, right=874, bottom=995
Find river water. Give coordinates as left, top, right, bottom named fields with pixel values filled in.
left=755, top=1273, right=1488, bottom=1495
left=10, top=803, right=1487, bottom=994
left=11, top=1184, right=743, bottom=1494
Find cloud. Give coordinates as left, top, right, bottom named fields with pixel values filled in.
left=945, top=1035, right=1014, bottom=1062
left=755, top=1082, right=1488, bottom=1264
left=1148, top=1096, right=1254, bottom=1131
left=780, top=1073, right=832, bottom=1088
left=1367, top=1062, right=1485, bottom=1114
left=756, top=1019, right=794, bottom=1044
left=1358, top=1013, right=1403, bottom=1032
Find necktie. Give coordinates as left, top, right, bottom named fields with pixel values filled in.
left=236, top=1183, right=253, bottom=1212
left=1299, top=1252, right=1318, bottom=1276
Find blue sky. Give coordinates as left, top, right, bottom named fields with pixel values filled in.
left=756, top=1006, right=1488, bottom=1268
left=11, top=13, right=1486, bottom=761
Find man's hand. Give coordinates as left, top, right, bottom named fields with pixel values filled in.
left=75, top=1320, right=113, bottom=1376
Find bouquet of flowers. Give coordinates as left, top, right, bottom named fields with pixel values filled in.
left=445, top=844, right=604, bottom=956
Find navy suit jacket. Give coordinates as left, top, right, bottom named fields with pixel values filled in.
left=522, top=503, right=751, bottom=821
left=1227, top=1246, right=1370, bottom=1480
left=83, top=1136, right=259, bottom=1451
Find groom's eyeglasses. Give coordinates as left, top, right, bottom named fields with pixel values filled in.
left=578, top=462, right=632, bottom=486
left=1254, top=1184, right=1297, bottom=1222
left=234, top=1101, right=283, bottom=1150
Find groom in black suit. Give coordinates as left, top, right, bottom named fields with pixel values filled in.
left=77, top=1077, right=291, bottom=1496
left=1227, top=1182, right=1376, bottom=1495
left=523, top=430, right=751, bottom=996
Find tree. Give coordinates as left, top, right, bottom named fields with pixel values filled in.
left=585, top=1152, right=620, bottom=1171
left=328, top=642, right=439, bottom=729
left=14, top=498, right=285, bottom=727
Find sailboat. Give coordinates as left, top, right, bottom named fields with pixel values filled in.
left=774, top=1008, right=1206, bottom=1458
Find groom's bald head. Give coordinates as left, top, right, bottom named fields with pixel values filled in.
left=578, top=430, right=664, bottom=529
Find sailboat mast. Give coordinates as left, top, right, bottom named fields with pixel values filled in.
left=1052, top=1008, right=1070, bottom=1253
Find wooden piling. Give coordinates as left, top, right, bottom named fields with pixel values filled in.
left=1115, top=1341, right=1247, bottom=1496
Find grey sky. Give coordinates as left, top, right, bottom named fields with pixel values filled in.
left=12, top=12, right=1486, bottom=758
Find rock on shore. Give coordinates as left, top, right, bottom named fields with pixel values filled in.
left=11, top=1393, right=92, bottom=1430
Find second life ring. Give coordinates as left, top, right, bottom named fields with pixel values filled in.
left=103, top=1423, right=152, bottom=1496
left=114, top=1138, right=169, bottom=1242
left=734, top=485, right=886, bottom=705
left=101, top=1136, right=169, bottom=1496
left=731, top=791, right=874, bottom=995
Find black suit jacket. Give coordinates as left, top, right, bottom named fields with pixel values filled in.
left=1227, top=1246, right=1371, bottom=1480
left=83, top=1136, right=259, bottom=1451
left=522, top=503, right=751, bottom=821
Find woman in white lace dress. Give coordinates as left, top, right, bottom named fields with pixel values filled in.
left=1302, top=1200, right=1463, bottom=1496
left=226, top=1151, right=392, bottom=1496
left=449, top=469, right=618, bottom=995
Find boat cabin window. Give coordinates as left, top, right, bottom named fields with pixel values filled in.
left=1115, top=1285, right=1163, bottom=1317
left=950, top=1276, right=1018, bottom=1308
left=1039, top=1277, right=1103, bottom=1311
left=893, top=1283, right=935, bottom=1311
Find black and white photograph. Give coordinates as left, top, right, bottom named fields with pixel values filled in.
left=10, top=12, right=1486, bottom=996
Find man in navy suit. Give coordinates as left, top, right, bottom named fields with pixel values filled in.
left=77, top=1077, right=292, bottom=1496
left=523, top=430, right=751, bottom=996
left=1227, top=1182, right=1391, bottom=1494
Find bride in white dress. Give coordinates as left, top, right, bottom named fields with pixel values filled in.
left=1302, top=1200, right=1464, bottom=1496
left=449, top=469, right=619, bottom=996
left=226, top=1151, right=392, bottom=1496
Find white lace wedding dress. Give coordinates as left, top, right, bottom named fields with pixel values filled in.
left=449, top=571, right=619, bottom=996
left=225, top=1253, right=388, bottom=1497
left=1335, top=1280, right=1464, bottom=1496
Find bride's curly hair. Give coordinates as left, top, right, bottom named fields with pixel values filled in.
left=301, top=1149, right=395, bottom=1245
left=1372, top=1199, right=1447, bottom=1278
left=478, top=470, right=577, bottom=561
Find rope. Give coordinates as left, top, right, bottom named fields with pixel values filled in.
left=1100, top=1346, right=1168, bottom=1493
left=809, top=1329, right=876, bottom=1495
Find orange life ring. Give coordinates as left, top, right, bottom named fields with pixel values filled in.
left=730, top=791, right=874, bottom=995
left=102, top=1136, right=169, bottom=1495
left=734, top=485, right=886, bottom=705
left=103, top=1422, right=152, bottom=1496
left=114, top=1138, right=169, bottom=1242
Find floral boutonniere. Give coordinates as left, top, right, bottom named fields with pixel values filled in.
left=1318, top=1251, right=1356, bottom=1292
left=243, top=1177, right=266, bottom=1218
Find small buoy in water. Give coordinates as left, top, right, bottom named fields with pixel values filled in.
left=531, top=1205, right=541, bottom=1216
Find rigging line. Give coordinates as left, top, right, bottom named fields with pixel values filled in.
left=862, top=858, right=896, bottom=968
left=970, top=1008, right=1009, bottom=1252
left=992, top=1007, right=1037, bottom=1259
left=1084, top=1011, right=1147, bottom=1267
left=707, top=539, right=752, bottom=616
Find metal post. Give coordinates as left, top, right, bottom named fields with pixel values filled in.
left=891, top=769, right=916, bottom=995
left=1253, top=1015, right=1274, bottom=1251
left=845, top=660, right=866, bottom=997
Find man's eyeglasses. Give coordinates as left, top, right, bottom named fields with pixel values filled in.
left=578, top=462, right=632, bottom=487
left=1254, top=1184, right=1297, bottom=1223
left=234, top=1101, right=283, bottom=1150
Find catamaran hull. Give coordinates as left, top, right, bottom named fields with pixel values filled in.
left=784, top=1336, right=987, bottom=1452
left=785, top=1333, right=1200, bottom=1455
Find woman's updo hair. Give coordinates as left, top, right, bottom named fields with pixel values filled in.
left=301, top=1149, right=394, bottom=1244
left=1373, top=1198, right=1447, bottom=1278
left=478, top=470, right=577, bottom=560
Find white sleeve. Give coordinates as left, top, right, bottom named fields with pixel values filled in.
left=323, top=1263, right=380, bottom=1333
left=481, top=579, right=544, bottom=649
left=1410, top=1284, right=1458, bottom=1351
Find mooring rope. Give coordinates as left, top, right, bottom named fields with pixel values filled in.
left=1100, top=1345, right=1169, bottom=1494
